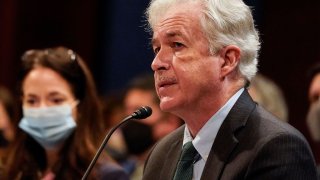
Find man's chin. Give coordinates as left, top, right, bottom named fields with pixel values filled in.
left=159, top=98, right=178, bottom=113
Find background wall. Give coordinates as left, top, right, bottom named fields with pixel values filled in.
left=0, top=0, right=319, bottom=161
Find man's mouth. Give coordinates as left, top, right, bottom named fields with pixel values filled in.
left=157, top=77, right=177, bottom=89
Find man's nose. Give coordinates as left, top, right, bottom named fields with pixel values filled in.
left=151, top=48, right=171, bottom=71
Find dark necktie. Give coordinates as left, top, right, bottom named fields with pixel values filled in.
left=173, top=141, right=198, bottom=180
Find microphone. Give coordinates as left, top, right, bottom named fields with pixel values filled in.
left=131, top=106, right=152, bottom=119
left=82, top=106, right=152, bottom=180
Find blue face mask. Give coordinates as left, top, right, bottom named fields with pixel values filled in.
left=19, top=104, right=77, bottom=150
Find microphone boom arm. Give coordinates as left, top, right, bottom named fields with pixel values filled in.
left=82, top=106, right=152, bottom=180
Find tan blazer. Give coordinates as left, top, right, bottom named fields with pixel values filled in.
left=142, top=90, right=318, bottom=180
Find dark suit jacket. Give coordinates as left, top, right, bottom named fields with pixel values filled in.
left=142, top=90, right=318, bottom=180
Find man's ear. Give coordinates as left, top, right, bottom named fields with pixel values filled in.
left=219, top=45, right=241, bottom=78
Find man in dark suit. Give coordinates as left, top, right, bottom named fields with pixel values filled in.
left=142, top=0, right=318, bottom=179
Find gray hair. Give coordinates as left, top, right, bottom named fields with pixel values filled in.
left=145, top=0, right=260, bottom=81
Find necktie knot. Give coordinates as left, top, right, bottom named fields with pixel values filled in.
left=173, top=141, right=198, bottom=180
left=180, top=141, right=198, bottom=161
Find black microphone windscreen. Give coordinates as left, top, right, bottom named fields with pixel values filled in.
left=132, top=106, right=152, bottom=119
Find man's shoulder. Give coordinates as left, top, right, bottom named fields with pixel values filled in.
left=211, top=104, right=317, bottom=179
left=253, top=105, right=305, bottom=139
left=239, top=104, right=312, bottom=154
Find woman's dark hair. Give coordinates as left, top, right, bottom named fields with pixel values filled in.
left=0, top=86, right=15, bottom=121
left=5, top=46, right=105, bottom=179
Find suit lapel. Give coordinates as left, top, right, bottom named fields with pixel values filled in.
left=160, top=128, right=184, bottom=180
left=200, top=90, right=256, bottom=180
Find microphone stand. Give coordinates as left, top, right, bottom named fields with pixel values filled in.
left=82, top=115, right=134, bottom=180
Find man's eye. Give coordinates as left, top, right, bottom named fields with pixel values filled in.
left=153, top=47, right=160, bottom=55
left=172, top=42, right=184, bottom=49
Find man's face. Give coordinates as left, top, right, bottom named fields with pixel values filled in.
left=151, top=2, right=222, bottom=115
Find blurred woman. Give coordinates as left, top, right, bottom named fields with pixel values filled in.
left=3, top=47, right=129, bottom=179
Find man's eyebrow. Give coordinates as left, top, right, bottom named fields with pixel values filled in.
left=166, top=30, right=182, bottom=38
left=151, top=30, right=184, bottom=46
